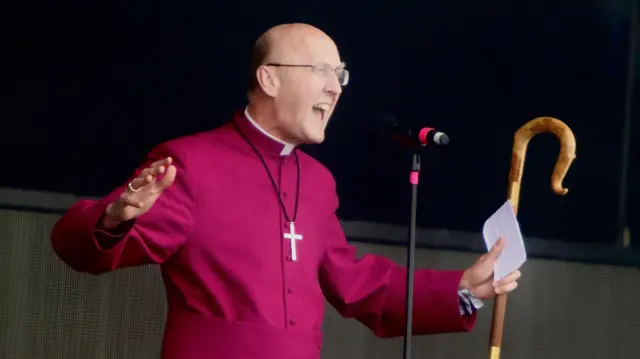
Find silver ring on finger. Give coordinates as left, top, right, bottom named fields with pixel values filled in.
left=127, top=182, right=140, bottom=193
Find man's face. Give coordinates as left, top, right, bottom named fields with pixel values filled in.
left=267, top=32, right=348, bottom=144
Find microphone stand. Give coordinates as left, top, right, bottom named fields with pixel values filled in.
left=402, top=152, right=420, bottom=359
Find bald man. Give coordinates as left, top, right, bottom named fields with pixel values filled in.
left=51, top=23, right=521, bottom=359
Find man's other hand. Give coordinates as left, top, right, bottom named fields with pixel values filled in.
left=458, top=237, right=522, bottom=300
left=102, top=157, right=176, bottom=228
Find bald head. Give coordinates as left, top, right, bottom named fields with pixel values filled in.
left=246, top=23, right=346, bottom=145
left=248, top=23, right=339, bottom=92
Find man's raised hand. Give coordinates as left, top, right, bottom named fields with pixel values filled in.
left=101, top=157, right=177, bottom=228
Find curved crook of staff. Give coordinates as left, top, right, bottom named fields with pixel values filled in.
left=488, top=117, right=577, bottom=359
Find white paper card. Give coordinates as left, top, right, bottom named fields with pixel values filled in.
left=482, top=199, right=527, bottom=281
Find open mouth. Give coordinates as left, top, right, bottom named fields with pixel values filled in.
left=312, top=103, right=330, bottom=121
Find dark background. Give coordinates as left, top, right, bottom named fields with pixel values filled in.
left=3, top=0, right=638, bottom=248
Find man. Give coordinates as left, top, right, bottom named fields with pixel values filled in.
left=50, top=23, right=521, bottom=359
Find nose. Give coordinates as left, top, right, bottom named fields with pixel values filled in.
left=325, top=73, right=342, bottom=96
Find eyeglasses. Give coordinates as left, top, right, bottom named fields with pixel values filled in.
left=265, top=62, right=350, bottom=87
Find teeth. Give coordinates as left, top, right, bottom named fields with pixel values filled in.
left=314, top=103, right=330, bottom=112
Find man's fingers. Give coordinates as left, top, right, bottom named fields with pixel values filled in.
left=485, top=236, right=506, bottom=261
left=492, top=236, right=506, bottom=252
left=136, top=157, right=172, bottom=180
left=140, top=164, right=167, bottom=179
left=495, top=281, right=518, bottom=295
left=494, top=270, right=521, bottom=287
left=125, top=157, right=170, bottom=181
left=128, top=174, right=153, bottom=192
left=156, top=164, right=177, bottom=191
left=149, top=157, right=172, bottom=170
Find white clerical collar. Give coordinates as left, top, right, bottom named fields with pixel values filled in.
left=244, top=107, right=295, bottom=156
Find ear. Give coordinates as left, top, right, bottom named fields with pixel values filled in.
left=256, top=65, right=279, bottom=97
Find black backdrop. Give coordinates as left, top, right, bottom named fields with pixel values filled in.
left=4, top=0, right=638, bottom=248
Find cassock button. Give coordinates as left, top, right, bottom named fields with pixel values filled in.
left=287, top=287, right=294, bottom=294
left=286, top=254, right=292, bottom=261
left=282, top=191, right=288, bottom=198
left=289, top=318, right=297, bottom=326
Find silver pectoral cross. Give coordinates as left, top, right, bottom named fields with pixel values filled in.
left=283, top=222, right=303, bottom=261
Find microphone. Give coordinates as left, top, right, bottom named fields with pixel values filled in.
left=376, top=113, right=449, bottom=149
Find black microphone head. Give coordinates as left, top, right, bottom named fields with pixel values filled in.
left=372, top=112, right=424, bottom=149
left=434, top=132, right=449, bottom=145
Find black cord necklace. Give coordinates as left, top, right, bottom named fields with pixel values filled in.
left=232, top=120, right=302, bottom=259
